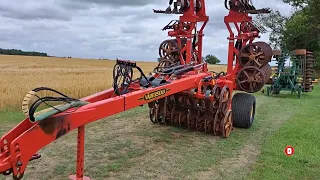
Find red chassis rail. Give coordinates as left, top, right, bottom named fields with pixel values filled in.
left=0, top=63, right=232, bottom=179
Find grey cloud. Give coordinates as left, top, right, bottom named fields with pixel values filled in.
left=0, top=1, right=72, bottom=21
left=58, top=0, right=93, bottom=10
left=62, top=0, right=163, bottom=7
left=0, top=0, right=291, bottom=63
left=121, top=25, right=143, bottom=34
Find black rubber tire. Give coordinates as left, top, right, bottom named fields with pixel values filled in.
left=232, top=93, right=256, bottom=128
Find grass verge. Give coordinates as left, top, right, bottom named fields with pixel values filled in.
left=246, top=87, right=320, bottom=180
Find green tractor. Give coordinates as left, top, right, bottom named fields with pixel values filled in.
left=264, top=49, right=315, bottom=98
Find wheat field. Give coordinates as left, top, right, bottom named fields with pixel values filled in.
left=0, top=55, right=227, bottom=110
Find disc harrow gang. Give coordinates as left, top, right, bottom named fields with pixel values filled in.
left=149, top=84, right=233, bottom=138
left=303, top=51, right=315, bottom=92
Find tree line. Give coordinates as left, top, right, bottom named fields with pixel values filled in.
left=158, top=54, right=221, bottom=65
left=2, top=47, right=224, bottom=64
left=0, top=48, right=48, bottom=57
left=257, top=0, right=319, bottom=69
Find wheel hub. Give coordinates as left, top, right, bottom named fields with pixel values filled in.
left=247, top=77, right=254, bottom=82
left=249, top=54, right=255, bottom=61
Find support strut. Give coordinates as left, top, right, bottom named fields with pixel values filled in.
left=69, top=126, right=91, bottom=180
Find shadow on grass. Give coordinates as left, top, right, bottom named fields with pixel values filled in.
left=260, top=90, right=313, bottom=99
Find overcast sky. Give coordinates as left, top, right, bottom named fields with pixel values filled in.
left=0, top=0, right=292, bottom=63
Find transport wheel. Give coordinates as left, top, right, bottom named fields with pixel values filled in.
left=291, top=87, right=295, bottom=95
left=297, top=86, right=302, bottom=99
left=266, top=87, right=270, bottom=96
left=232, top=93, right=256, bottom=128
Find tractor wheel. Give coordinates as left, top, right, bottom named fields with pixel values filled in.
left=232, top=93, right=256, bottom=128
left=266, top=87, right=270, bottom=97
left=297, top=86, right=302, bottom=99
left=291, top=88, right=295, bottom=95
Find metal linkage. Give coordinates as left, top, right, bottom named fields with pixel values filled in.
left=113, top=59, right=152, bottom=95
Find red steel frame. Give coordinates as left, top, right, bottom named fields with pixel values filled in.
left=167, top=0, right=209, bottom=65
left=224, top=9, right=261, bottom=89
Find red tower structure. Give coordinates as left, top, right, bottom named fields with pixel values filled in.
left=154, top=0, right=208, bottom=66
left=223, top=0, right=273, bottom=92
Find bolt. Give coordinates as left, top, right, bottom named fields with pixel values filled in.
left=16, top=161, right=22, bottom=167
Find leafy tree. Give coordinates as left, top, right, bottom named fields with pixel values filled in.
left=257, top=0, right=320, bottom=69
left=257, top=10, right=287, bottom=50
left=204, top=54, right=221, bottom=64
left=0, top=48, right=48, bottom=57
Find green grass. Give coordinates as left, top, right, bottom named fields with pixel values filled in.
left=0, top=87, right=319, bottom=180
left=246, top=87, right=320, bottom=180
left=0, top=111, right=25, bottom=123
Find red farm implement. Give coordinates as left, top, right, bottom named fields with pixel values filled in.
left=0, top=0, right=273, bottom=179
